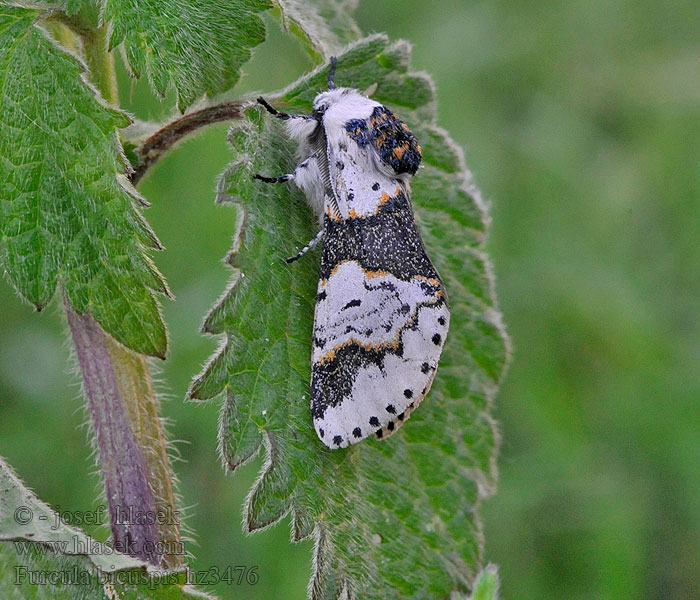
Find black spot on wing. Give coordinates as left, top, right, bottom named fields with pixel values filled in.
left=342, top=298, right=361, bottom=310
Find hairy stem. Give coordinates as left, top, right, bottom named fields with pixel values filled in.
left=66, top=309, right=182, bottom=568
left=61, top=24, right=182, bottom=569
left=129, top=101, right=244, bottom=184
left=81, top=24, right=118, bottom=105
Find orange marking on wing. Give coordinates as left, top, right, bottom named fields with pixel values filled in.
left=364, top=268, right=389, bottom=279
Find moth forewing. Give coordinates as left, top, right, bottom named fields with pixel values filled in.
left=256, top=77, right=449, bottom=450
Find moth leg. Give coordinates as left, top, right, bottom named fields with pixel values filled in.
left=254, top=157, right=312, bottom=184
left=286, top=229, right=324, bottom=264
left=257, top=97, right=292, bottom=120
left=257, top=97, right=314, bottom=123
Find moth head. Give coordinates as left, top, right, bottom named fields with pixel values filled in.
left=312, top=88, right=352, bottom=117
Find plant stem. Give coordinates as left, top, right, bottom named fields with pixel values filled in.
left=62, top=22, right=182, bottom=569
left=66, top=309, right=183, bottom=568
left=81, top=24, right=118, bottom=105
left=129, top=101, right=245, bottom=184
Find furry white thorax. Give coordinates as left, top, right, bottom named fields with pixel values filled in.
left=285, top=88, right=384, bottom=223
left=315, top=88, right=380, bottom=127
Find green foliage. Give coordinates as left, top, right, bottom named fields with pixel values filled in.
left=103, top=0, right=272, bottom=110
left=0, top=6, right=169, bottom=357
left=275, top=0, right=361, bottom=57
left=189, top=34, right=508, bottom=599
left=468, top=565, right=500, bottom=600
left=0, top=458, right=213, bottom=599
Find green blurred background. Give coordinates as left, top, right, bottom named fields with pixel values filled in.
left=1, top=0, right=699, bottom=598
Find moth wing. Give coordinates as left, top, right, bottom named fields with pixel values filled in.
left=310, top=259, right=449, bottom=448
left=310, top=157, right=449, bottom=448
left=308, top=97, right=449, bottom=449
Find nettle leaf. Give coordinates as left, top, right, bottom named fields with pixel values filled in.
left=0, top=458, right=214, bottom=599
left=274, top=0, right=361, bottom=58
left=0, top=6, right=169, bottom=357
left=56, top=0, right=96, bottom=17
left=104, top=0, right=272, bottom=110
left=466, top=565, right=500, bottom=600
left=190, top=34, right=509, bottom=599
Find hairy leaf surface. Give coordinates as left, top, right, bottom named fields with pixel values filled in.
left=104, top=0, right=272, bottom=110
left=0, top=458, right=213, bottom=599
left=0, top=6, right=169, bottom=357
left=190, top=34, right=509, bottom=599
left=274, top=0, right=361, bottom=57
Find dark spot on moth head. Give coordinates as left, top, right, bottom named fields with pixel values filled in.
left=403, top=389, right=413, bottom=399
left=369, top=416, right=379, bottom=427
left=319, top=428, right=325, bottom=438
left=386, top=404, right=396, bottom=414
left=432, top=333, right=442, bottom=345
left=438, top=316, right=446, bottom=326
left=387, top=421, right=395, bottom=431
left=348, top=192, right=354, bottom=201
left=352, top=427, right=362, bottom=438
left=342, top=298, right=361, bottom=310
left=333, top=435, right=343, bottom=446
left=372, top=182, right=380, bottom=191
left=376, top=429, right=383, bottom=439
left=421, top=362, right=430, bottom=374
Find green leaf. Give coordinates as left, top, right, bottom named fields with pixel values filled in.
left=467, top=565, right=500, bottom=600
left=190, top=35, right=509, bottom=599
left=273, top=0, right=361, bottom=58
left=0, top=457, right=214, bottom=599
left=57, top=0, right=96, bottom=17
left=0, top=6, right=169, bottom=357
left=103, top=0, right=272, bottom=110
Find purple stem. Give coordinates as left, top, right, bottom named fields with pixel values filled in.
left=66, top=307, right=160, bottom=565
left=129, top=101, right=244, bottom=185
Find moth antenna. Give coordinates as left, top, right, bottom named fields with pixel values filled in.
left=328, top=56, right=337, bottom=90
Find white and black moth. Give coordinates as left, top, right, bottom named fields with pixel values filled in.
left=255, top=58, right=450, bottom=449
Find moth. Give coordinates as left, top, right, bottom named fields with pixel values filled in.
left=255, top=58, right=450, bottom=449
